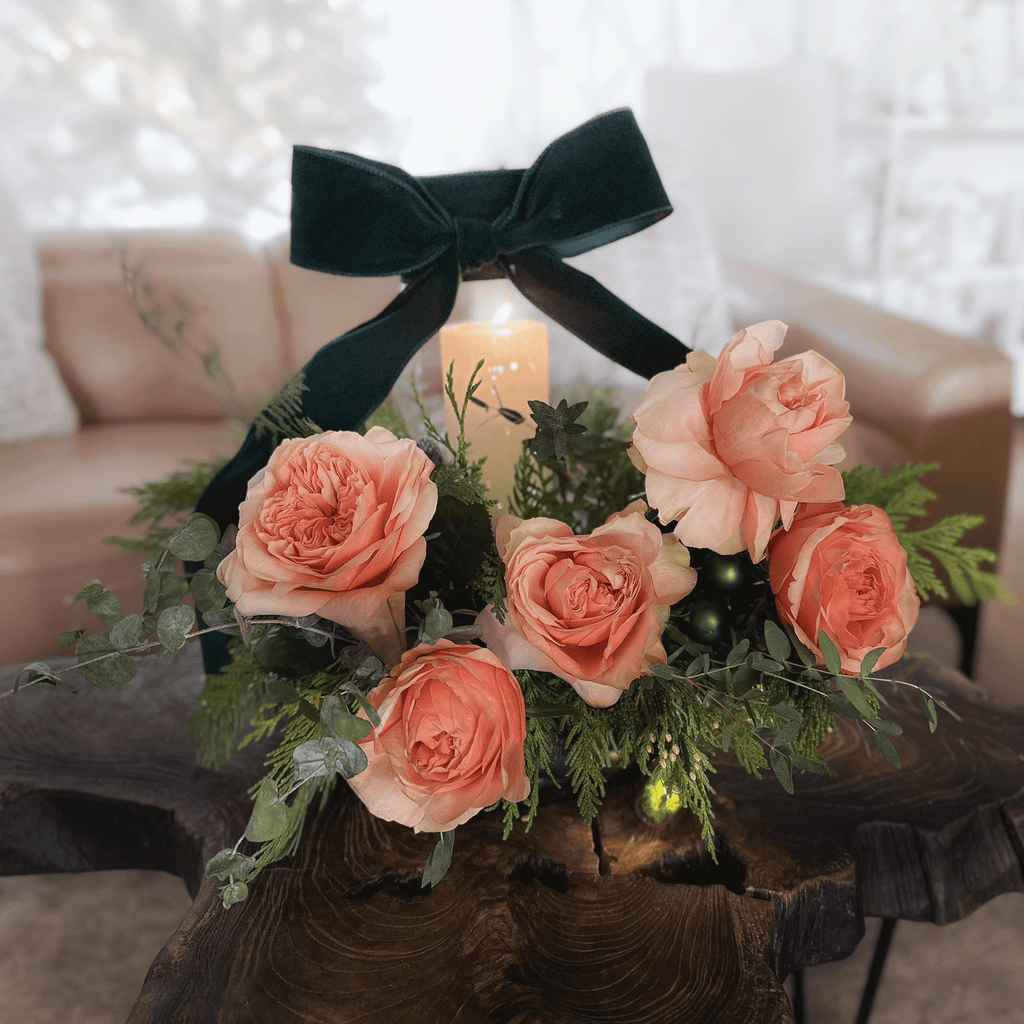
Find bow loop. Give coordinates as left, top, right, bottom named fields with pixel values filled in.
left=455, top=216, right=500, bottom=271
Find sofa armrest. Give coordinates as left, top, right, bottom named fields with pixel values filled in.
left=721, top=254, right=1014, bottom=571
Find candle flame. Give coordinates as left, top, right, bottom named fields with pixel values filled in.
left=492, top=301, right=513, bottom=326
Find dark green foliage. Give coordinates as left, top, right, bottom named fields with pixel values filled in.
left=527, top=398, right=589, bottom=461
left=470, top=548, right=507, bottom=623
left=430, top=462, right=489, bottom=506
left=252, top=625, right=338, bottom=678
left=421, top=494, right=493, bottom=591
left=509, top=390, right=644, bottom=532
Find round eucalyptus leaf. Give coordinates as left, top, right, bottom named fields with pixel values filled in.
left=110, top=614, right=148, bottom=652
left=205, top=848, right=257, bottom=882
left=244, top=778, right=289, bottom=842
left=220, top=881, right=248, bottom=908
left=321, top=696, right=372, bottom=742
left=167, top=513, right=220, bottom=561
left=189, top=569, right=228, bottom=615
left=157, top=605, right=195, bottom=652
left=326, top=739, right=368, bottom=779
left=76, top=633, right=137, bottom=688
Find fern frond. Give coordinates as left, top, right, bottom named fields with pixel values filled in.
left=251, top=371, right=322, bottom=443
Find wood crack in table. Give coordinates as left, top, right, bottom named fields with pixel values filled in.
left=2, top=649, right=1022, bottom=1024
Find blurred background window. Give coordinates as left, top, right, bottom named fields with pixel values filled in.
left=2, top=0, right=1024, bottom=409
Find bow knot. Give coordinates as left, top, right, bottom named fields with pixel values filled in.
left=455, top=216, right=500, bottom=270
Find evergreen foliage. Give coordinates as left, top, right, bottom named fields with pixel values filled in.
left=27, top=358, right=999, bottom=908
left=182, top=639, right=268, bottom=768
left=509, top=390, right=644, bottom=531
left=251, top=370, right=323, bottom=445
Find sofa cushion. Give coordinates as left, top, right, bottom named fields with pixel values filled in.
left=265, top=235, right=400, bottom=371
left=38, top=231, right=289, bottom=425
left=0, top=421, right=242, bottom=665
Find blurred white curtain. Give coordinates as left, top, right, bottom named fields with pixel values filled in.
left=7, top=1, right=1023, bottom=405
left=0, top=0, right=393, bottom=241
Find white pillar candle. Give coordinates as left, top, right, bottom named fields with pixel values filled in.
left=439, top=301, right=548, bottom=510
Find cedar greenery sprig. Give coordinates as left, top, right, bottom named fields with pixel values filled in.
left=104, top=457, right=229, bottom=559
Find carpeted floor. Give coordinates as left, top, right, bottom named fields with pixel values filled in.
left=0, top=871, right=192, bottom=1024
left=0, top=871, right=1022, bottom=1023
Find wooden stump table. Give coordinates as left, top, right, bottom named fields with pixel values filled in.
left=2, top=648, right=1023, bottom=1023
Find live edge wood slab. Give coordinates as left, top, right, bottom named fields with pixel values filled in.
left=2, top=649, right=1023, bottom=1024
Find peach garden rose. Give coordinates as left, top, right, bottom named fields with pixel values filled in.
left=630, top=320, right=852, bottom=562
left=216, top=426, right=437, bottom=666
left=347, top=640, right=530, bottom=834
left=477, top=502, right=697, bottom=708
left=767, top=501, right=920, bottom=675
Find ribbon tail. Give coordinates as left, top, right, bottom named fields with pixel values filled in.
left=192, top=247, right=459, bottom=674
left=195, top=248, right=460, bottom=534
left=503, top=248, right=691, bottom=380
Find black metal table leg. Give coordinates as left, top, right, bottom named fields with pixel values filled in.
left=854, top=917, right=898, bottom=1024
left=791, top=967, right=805, bottom=1024
left=947, top=604, right=980, bottom=680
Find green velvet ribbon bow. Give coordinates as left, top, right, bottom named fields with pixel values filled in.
left=194, top=108, right=691, bottom=671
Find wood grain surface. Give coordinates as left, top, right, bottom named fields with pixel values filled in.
left=2, top=649, right=1022, bottom=1023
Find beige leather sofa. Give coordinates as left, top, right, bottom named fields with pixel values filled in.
left=0, top=231, right=397, bottom=666
left=0, top=235, right=1014, bottom=667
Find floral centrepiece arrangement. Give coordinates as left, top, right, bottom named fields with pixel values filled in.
left=21, top=320, right=1006, bottom=905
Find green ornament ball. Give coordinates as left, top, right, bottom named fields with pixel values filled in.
left=706, top=553, right=748, bottom=592
left=688, top=600, right=726, bottom=644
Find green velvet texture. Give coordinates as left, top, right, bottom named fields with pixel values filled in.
left=195, top=108, right=692, bottom=673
